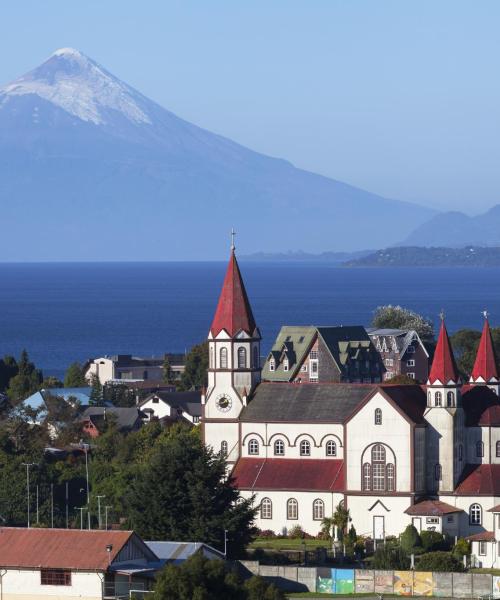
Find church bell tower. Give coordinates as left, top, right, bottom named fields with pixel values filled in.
left=202, top=233, right=261, bottom=464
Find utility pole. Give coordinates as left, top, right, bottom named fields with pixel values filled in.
left=104, top=505, right=111, bottom=530
left=75, top=507, right=86, bottom=530
left=21, top=463, right=36, bottom=528
left=79, top=441, right=91, bottom=529
left=96, top=495, right=105, bottom=529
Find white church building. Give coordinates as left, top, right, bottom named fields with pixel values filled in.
left=202, top=247, right=500, bottom=543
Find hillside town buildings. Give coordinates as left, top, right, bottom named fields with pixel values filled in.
left=202, top=247, right=500, bottom=544
left=85, top=354, right=185, bottom=385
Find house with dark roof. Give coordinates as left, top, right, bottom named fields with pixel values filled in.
left=202, top=245, right=500, bottom=541
left=367, top=327, right=430, bottom=382
left=139, top=391, right=202, bottom=425
left=0, top=528, right=160, bottom=599
left=85, top=353, right=185, bottom=385
left=262, top=325, right=384, bottom=384
left=81, top=406, right=144, bottom=437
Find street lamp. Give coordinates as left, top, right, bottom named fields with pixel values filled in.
left=21, top=463, right=36, bottom=528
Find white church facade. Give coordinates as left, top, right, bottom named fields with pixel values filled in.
left=202, top=247, right=500, bottom=543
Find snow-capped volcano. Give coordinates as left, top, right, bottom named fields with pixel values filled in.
left=1, top=48, right=151, bottom=126
left=0, top=49, right=435, bottom=260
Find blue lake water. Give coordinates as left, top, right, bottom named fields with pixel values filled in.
left=0, top=262, right=498, bottom=378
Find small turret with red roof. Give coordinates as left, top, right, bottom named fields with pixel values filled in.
left=426, top=314, right=461, bottom=408
left=470, top=312, right=500, bottom=395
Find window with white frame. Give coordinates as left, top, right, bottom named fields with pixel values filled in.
left=283, top=358, right=289, bottom=372
left=479, top=541, right=487, bottom=556
left=301, top=364, right=308, bottom=372
left=387, top=463, right=395, bottom=491
left=470, top=503, right=482, bottom=526
left=313, top=498, right=324, bottom=520
left=287, top=498, right=298, bottom=520
left=269, top=358, right=275, bottom=371
left=476, top=441, right=484, bottom=458
left=407, top=359, right=415, bottom=367
left=309, top=350, right=318, bottom=359
left=374, top=408, right=382, bottom=425
left=274, top=439, right=285, bottom=456
left=220, top=440, right=228, bottom=457
left=238, top=347, right=247, bottom=368
left=248, top=439, right=259, bottom=455
left=363, top=463, right=371, bottom=491
left=362, top=444, right=394, bottom=492
left=435, top=391, right=442, bottom=406
left=220, top=347, right=228, bottom=369
left=407, top=373, right=415, bottom=379
left=260, top=497, right=272, bottom=519
left=447, top=391, right=454, bottom=407
left=300, top=439, right=311, bottom=456
left=326, top=440, right=337, bottom=456
left=385, top=358, right=393, bottom=367
left=496, top=441, right=500, bottom=458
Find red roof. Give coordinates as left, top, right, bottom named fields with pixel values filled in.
left=471, top=318, right=499, bottom=382
left=232, top=458, right=345, bottom=492
left=455, top=464, right=500, bottom=495
left=0, top=528, right=139, bottom=570
left=487, top=504, right=500, bottom=513
left=466, top=531, right=495, bottom=542
left=405, top=500, right=463, bottom=516
left=210, top=250, right=257, bottom=337
left=428, top=320, right=459, bottom=385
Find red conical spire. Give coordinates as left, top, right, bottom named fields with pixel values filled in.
left=210, top=247, right=257, bottom=338
left=471, top=313, right=498, bottom=382
left=428, top=317, right=459, bottom=385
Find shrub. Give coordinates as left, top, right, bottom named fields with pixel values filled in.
left=452, top=538, right=471, bottom=560
left=417, top=551, right=464, bottom=572
left=287, top=525, right=314, bottom=539
left=257, top=530, right=276, bottom=539
left=373, top=544, right=410, bottom=570
left=420, top=530, right=447, bottom=552
left=400, top=524, right=422, bottom=554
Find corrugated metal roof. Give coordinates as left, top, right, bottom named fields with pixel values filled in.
left=0, top=528, right=135, bottom=570
left=145, top=541, right=223, bottom=563
left=232, top=458, right=345, bottom=492
left=455, top=464, right=500, bottom=495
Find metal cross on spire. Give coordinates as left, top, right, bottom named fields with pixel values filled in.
left=483, top=309, right=489, bottom=320
left=439, top=309, right=445, bottom=321
left=230, top=228, right=236, bottom=251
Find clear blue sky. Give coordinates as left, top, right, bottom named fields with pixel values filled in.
left=2, top=0, right=499, bottom=213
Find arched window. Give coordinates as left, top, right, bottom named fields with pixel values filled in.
left=496, top=441, right=500, bottom=458
left=434, top=464, right=442, bottom=481
left=210, top=347, right=214, bottom=368
left=470, top=503, right=482, bottom=525
left=238, top=347, right=246, bottom=368
left=248, top=439, right=259, bottom=455
left=261, top=498, right=272, bottom=519
left=300, top=440, right=311, bottom=456
left=447, top=391, right=454, bottom=407
left=220, top=440, right=228, bottom=457
left=476, top=441, right=484, bottom=458
left=313, top=499, right=324, bottom=521
left=326, top=440, right=337, bottom=456
left=387, top=463, right=395, bottom=491
left=435, top=391, right=442, bottom=407
left=375, top=408, right=382, bottom=425
left=253, top=347, right=259, bottom=369
left=427, top=391, right=431, bottom=404
left=287, top=498, right=298, bottom=520
left=274, top=439, right=285, bottom=456
left=363, top=463, right=371, bottom=491
left=372, top=444, right=386, bottom=491
left=220, top=347, right=228, bottom=369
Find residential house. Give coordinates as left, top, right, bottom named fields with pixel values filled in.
left=262, top=325, right=384, bottom=384
left=367, top=328, right=430, bottom=382
left=81, top=406, right=143, bottom=438
left=140, top=391, right=202, bottom=425
left=85, top=354, right=185, bottom=386
left=0, top=528, right=160, bottom=600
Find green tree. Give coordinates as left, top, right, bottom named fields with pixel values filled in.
left=42, top=376, right=64, bottom=389
left=125, top=425, right=257, bottom=557
left=400, top=524, right=422, bottom=554
left=452, top=538, right=471, bottom=560
left=0, top=355, right=18, bottom=392
left=7, top=350, right=43, bottom=406
left=64, top=362, right=87, bottom=388
left=417, top=551, right=464, bottom=572
left=372, top=305, right=434, bottom=341
left=420, top=530, right=448, bottom=552
left=179, top=342, right=208, bottom=391
left=153, top=552, right=285, bottom=600
left=162, top=355, right=174, bottom=385
left=89, top=374, right=103, bottom=406
left=321, top=502, right=350, bottom=541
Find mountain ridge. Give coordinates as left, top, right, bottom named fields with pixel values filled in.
left=0, top=48, right=436, bottom=261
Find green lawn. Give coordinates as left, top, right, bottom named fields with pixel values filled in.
left=250, top=537, right=330, bottom=551
left=470, top=567, right=500, bottom=575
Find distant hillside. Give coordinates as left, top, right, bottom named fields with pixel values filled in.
left=240, top=249, right=374, bottom=263
left=400, top=205, right=500, bottom=247
left=343, top=246, right=500, bottom=267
